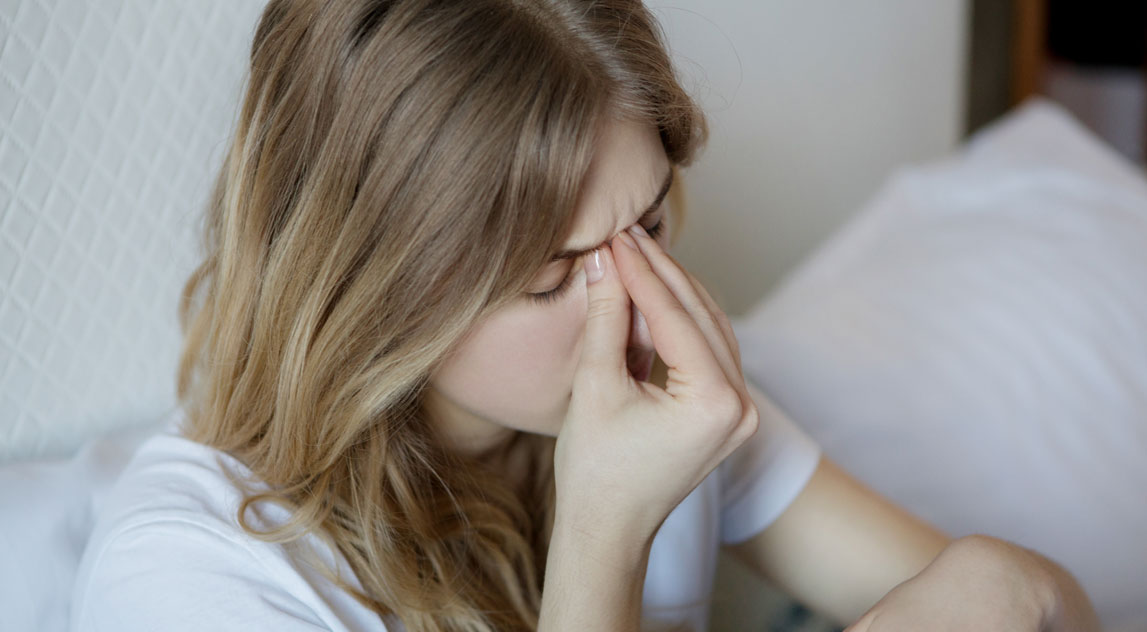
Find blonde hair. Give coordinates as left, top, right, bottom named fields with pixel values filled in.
left=176, top=0, right=707, bottom=629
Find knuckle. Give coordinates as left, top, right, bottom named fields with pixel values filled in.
left=658, top=299, right=692, bottom=324
left=615, top=255, right=651, bottom=289
left=739, top=402, right=761, bottom=436
left=585, top=294, right=623, bottom=321
left=708, top=387, right=743, bottom=424
left=696, top=309, right=722, bottom=333
left=730, top=415, right=759, bottom=447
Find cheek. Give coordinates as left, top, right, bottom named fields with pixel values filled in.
left=432, top=290, right=587, bottom=426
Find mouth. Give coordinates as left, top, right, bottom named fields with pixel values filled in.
left=626, top=347, right=655, bottom=382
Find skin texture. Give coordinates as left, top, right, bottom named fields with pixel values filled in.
left=423, top=116, right=1102, bottom=632
left=729, top=456, right=954, bottom=624
left=423, top=116, right=671, bottom=455
left=538, top=190, right=759, bottom=631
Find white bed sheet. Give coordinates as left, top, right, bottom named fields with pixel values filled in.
left=732, top=98, right=1147, bottom=631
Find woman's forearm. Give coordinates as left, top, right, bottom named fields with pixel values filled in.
left=537, top=507, right=656, bottom=631
left=840, top=534, right=1102, bottom=631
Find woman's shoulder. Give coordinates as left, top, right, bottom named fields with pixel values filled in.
left=70, top=504, right=339, bottom=631
left=84, top=413, right=268, bottom=543
left=70, top=415, right=391, bottom=631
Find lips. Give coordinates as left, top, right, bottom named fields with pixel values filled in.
left=627, top=347, right=655, bottom=382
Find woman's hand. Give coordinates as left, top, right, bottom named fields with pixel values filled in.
left=554, top=222, right=760, bottom=541
left=844, top=535, right=1102, bottom=632
left=540, top=223, right=758, bottom=631
left=540, top=222, right=757, bottom=630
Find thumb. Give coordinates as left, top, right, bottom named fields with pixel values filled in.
left=577, top=244, right=632, bottom=390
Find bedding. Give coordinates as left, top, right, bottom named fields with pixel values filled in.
left=731, top=98, right=1147, bottom=632
left=0, top=420, right=161, bottom=631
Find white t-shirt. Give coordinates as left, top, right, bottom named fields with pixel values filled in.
left=69, top=381, right=821, bottom=632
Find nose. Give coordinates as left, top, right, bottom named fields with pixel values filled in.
left=629, top=304, right=653, bottom=353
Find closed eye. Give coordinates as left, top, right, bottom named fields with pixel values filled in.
left=525, top=217, right=665, bottom=306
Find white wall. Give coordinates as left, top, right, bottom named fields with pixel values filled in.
left=649, top=0, right=970, bottom=316
left=644, top=3, right=970, bottom=629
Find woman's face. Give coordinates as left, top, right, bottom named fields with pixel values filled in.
left=423, top=116, right=674, bottom=455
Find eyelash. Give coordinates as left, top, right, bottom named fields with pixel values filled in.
left=527, top=217, right=665, bottom=305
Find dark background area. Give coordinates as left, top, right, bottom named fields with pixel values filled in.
left=967, top=0, right=1147, bottom=162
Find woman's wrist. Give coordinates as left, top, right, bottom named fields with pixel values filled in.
left=552, top=465, right=669, bottom=541
left=549, top=501, right=660, bottom=574
left=537, top=506, right=657, bottom=631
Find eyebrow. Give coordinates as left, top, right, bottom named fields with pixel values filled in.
left=551, top=167, right=674, bottom=262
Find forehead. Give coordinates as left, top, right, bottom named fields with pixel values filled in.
left=563, top=117, right=670, bottom=251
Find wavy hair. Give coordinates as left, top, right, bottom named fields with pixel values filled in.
left=175, top=0, right=707, bottom=629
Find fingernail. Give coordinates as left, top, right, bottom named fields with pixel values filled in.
left=616, top=230, right=638, bottom=250
left=585, top=248, right=605, bottom=284
left=628, top=224, right=648, bottom=239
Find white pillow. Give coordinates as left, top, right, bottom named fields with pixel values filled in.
left=731, top=98, right=1147, bottom=632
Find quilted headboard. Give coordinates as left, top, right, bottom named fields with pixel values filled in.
left=1, top=0, right=267, bottom=463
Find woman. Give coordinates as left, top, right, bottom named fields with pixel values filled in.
left=70, top=0, right=1099, bottom=630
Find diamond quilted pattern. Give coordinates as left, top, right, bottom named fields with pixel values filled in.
left=1, top=0, right=269, bottom=463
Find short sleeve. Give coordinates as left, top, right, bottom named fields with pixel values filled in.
left=70, top=520, right=333, bottom=632
left=718, top=378, right=822, bottom=545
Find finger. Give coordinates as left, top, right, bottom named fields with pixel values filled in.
left=676, top=264, right=756, bottom=429
left=679, top=266, right=743, bottom=377
left=625, top=224, right=743, bottom=390
left=576, top=245, right=633, bottom=392
left=625, top=225, right=753, bottom=423
left=609, top=232, right=728, bottom=396
left=630, top=305, right=652, bottom=353
left=671, top=262, right=742, bottom=379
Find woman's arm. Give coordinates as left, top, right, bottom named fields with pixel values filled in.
left=538, top=226, right=760, bottom=630
left=537, top=505, right=655, bottom=631
left=842, top=534, right=1102, bottom=631
left=726, top=456, right=951, bottom=624
left=725, top=456, right=1099, bottom=630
